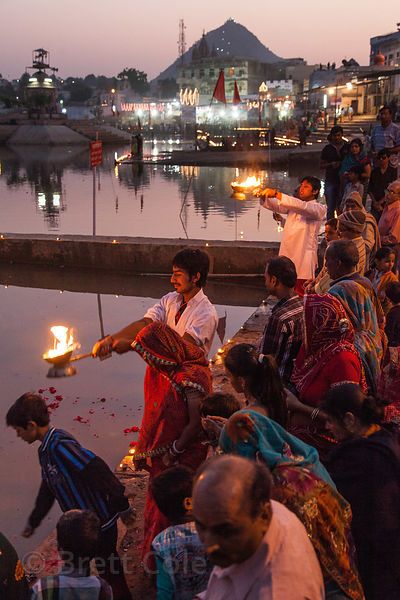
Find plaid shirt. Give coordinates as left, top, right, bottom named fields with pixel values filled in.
left=152, top=522, right=212, bottom=600
left=260, top=295, right=304, bottom=383
left=31, top=568, right=112, bottom=600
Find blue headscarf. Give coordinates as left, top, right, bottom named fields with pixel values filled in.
left=219, top=409, right=335, bottom=487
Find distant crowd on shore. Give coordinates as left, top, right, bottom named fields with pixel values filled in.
left=2, top=104, right=400, bottom=600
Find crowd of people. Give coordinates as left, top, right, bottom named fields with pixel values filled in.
left=2, top=107, right=400, bottom=600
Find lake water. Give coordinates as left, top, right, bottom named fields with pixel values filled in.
left=0, top=272, right=264, bottom=556
left=0, top=142, right=320, bottom=558
left=0, top=145, right=321, bottom=242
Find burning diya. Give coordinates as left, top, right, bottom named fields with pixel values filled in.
left=231, top=176, right=261, bottom=200
left=43, top=326, right=92, bottom=378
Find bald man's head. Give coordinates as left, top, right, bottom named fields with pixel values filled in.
left=325, top=239, right=359, bottom=280
left=192, top=456, right=272, bottom=567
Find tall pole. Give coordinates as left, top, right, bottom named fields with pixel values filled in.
left=92, top=132, right=98, bottom=236
left=334, top=83, right=338, bottom=125
left=92, top=165, right=96, bottom=236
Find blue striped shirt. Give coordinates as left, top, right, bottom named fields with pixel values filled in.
left=38, top=428, right=118, bottom=530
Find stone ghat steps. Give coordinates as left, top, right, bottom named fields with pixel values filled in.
left=310, top=115, right=377, bottom=145
left=66, top=121, right=131, bottom=144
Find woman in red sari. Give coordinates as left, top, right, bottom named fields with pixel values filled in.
left=289, top=293, right=367, bottom=460
left=130, top=321, right=212, bottom=565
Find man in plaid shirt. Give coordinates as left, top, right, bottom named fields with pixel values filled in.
left=261, top=257, right=304, bottom=383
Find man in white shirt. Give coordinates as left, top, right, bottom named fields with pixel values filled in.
left=257, top=176, right=326, bottom=295
left=92, top=248, right=218, bottom=358
left=193, top=455, right=324, bottom=600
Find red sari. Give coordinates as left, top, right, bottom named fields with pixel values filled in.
left=290, top=294, right=367, bottom=460
left=131, top=322, right=212, bottom=563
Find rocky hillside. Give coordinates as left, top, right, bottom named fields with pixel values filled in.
left=151, top=18, right=282, bottom=84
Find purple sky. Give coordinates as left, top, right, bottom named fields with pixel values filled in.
left=2, top=0, right=398, bottom=80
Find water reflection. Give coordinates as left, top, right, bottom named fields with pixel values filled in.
left=0, top=146, right=320, bottom=241
left=0, top=276, right=259, bottom=554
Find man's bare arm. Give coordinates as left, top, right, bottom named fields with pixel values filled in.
left=92, top=318, right=152, bottom=357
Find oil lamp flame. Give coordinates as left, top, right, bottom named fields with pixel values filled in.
left=44, top=326, right=78, bottom=360
left=231, top=176, right=261, bottom=194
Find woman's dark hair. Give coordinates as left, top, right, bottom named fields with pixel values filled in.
left=224, top=344, right=287, bottom=427
left=386, top=281, right=400, bottom=304
left=266, top=256, right=297, bottom=288
left=350, top=138, right=363, bottom=152
left=200, top=392, right=241, bottom=419
left=375, top=246, right=396, bottom=261
left=172, top=248, right=210, bottom=288
left=300, top=176, right=321, bottom=198
left=6, top=393, right=50, bottom=428
left=57, top=510, right=101, bottom=563
left=151, top=466, right=194, bottom=523
left=323, top=383, right=384, bottom=425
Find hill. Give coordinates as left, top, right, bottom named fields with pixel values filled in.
left=151, top=18, right=283, bottom=84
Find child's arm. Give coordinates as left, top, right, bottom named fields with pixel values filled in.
left=25, top=480, right=55, bottom=536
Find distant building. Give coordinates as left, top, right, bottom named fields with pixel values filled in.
left=177, top=33, right=314, bottom=105
left=308, top=58, right=400, bottom=117
left=370, top=24, right=400, bottom=67
left=177, top=33, right=268, bottom=104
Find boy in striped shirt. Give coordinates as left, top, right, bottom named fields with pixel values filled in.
left=6, top=393, right=131, bottom=600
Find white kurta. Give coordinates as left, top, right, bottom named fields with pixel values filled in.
left=261, top=193, right=327, bottom=279
left=144, top=289, right=218, bottom=356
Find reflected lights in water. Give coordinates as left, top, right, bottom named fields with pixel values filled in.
left=0, top=146, right=321, bottom=241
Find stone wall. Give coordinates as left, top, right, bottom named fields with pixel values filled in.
left=0, top=234, right=279, bottom=276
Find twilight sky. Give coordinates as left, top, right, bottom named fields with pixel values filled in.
left=1, top=0, right=399, bottom=80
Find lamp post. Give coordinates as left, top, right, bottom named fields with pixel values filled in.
left=334, top=82, right=338, bottom=125
left=258, top=82, right=268, bottom=127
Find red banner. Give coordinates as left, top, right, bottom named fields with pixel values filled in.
left=233, top=81, right=242, bottom=105
left=212, top=70, right=226, bottom=105
left=90, top=140, right=103, bottom=168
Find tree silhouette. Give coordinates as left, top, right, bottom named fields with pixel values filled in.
left=117, top=68, right=149, bottom=95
